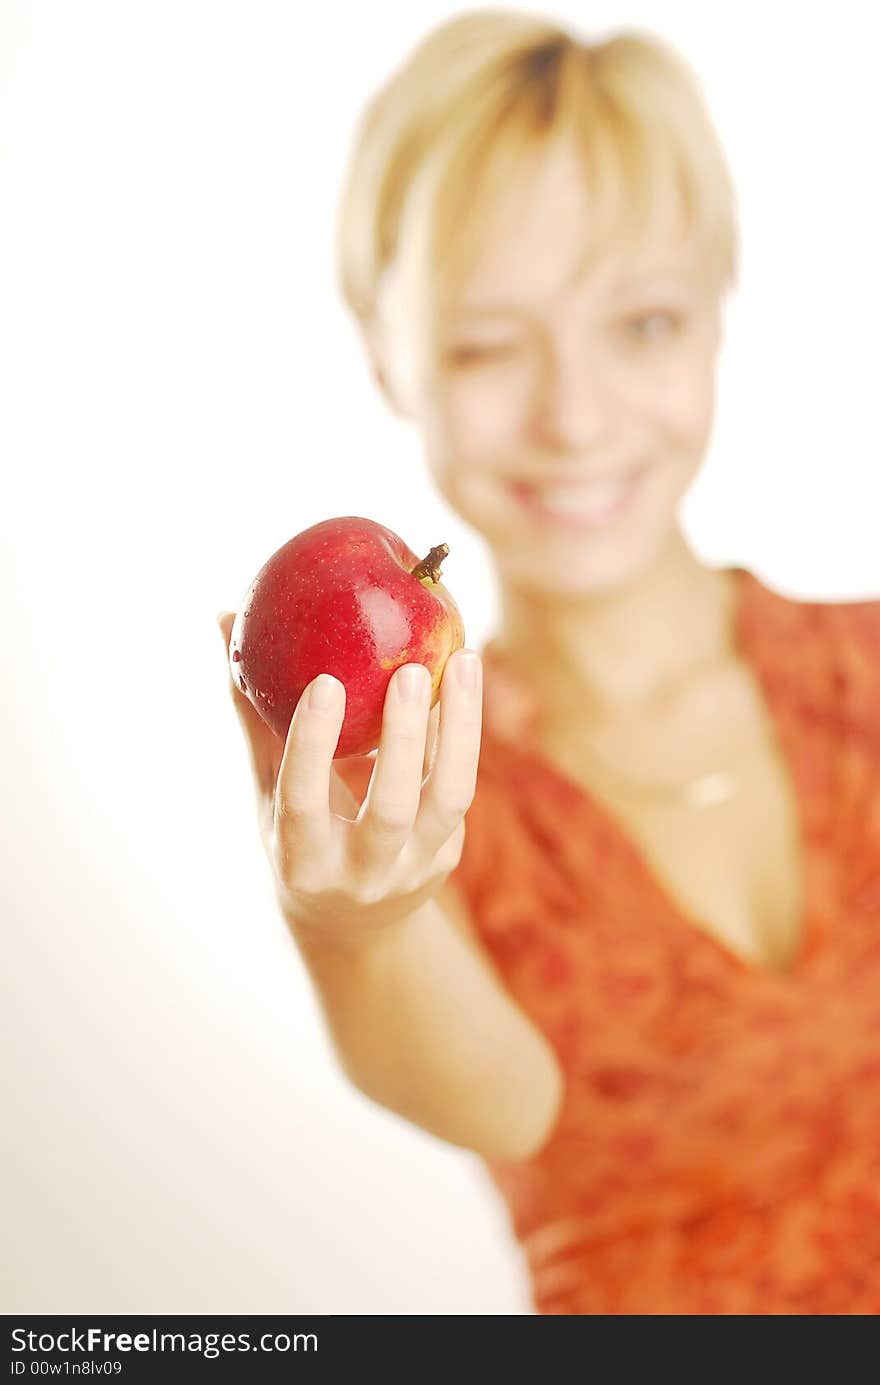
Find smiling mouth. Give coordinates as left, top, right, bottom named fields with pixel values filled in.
left=508, top=464, right=649, bottom=529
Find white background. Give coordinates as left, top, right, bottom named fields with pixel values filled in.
left=2, top=0, right=878, bottom=1314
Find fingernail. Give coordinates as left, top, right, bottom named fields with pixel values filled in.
left=455, top=651, right=480, bottom=691
left=397, top=664, right=429, bottom=702
left=309, top=674, right=339, bottom=709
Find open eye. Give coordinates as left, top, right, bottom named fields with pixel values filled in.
left=624, top=310, right=683, bottom=341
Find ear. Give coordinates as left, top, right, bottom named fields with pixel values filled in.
left=359, top=317, right=411, bottom=420
left=373, top=362, right=408, bottom=419
left=714, top=296, right=728, bottom=349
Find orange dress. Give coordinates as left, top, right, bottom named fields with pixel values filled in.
left=450, top=566, right=880, bottom=1315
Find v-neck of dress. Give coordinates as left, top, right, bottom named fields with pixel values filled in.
left=478, top=566, right=839, bottom=986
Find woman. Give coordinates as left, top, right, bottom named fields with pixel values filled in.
left=219, top=12, right=880, bottom=1313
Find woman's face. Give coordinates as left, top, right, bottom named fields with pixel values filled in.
left=409, top=139, right=726, bottom=595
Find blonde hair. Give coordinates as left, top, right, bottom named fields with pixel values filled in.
left=336, top=9, right=739, bottom=411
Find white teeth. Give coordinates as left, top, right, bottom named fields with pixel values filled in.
left=532, top=479, right=629, bottom=517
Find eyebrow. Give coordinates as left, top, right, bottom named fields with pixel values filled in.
left=453, top=268, right=692, bottom=320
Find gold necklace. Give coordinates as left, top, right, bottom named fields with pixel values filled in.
left=565, top=731, right=770, bottom=808
left=483, top=604, right=764, bottom=810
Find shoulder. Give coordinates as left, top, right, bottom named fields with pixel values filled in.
left=754, top=570, right=880, bottom=670
left=739, top=570, right=880, bottom=755
left=817, top=594, right=880, bottom=671
left=815, top=589, right=880, bottom=625
left=812, top=594, right=880, bottom=756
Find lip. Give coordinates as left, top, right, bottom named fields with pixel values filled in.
left=508, top=464, right=650, bottom=531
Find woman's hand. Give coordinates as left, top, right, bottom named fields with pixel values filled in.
left=217, top=613, right=482, bottom=945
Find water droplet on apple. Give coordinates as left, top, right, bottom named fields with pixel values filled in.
left=239, top=677, right=248, bottom=693
left=231, top=650, right=241, bottom=663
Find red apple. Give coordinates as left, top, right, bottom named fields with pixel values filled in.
left=229, top=516, right=466, bottom=759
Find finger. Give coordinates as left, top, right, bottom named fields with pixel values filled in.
left=218, top=611, right=284, bottom=800
left=352, top=662, right=431, bottom=869
left=413, top=649, right=482, bottom=857
left=422, top=701, right=441, bottom=783
left=273, top=671, right=346, bottom=871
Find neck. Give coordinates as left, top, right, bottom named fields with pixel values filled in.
left=495, top=527, right=740, bottom=724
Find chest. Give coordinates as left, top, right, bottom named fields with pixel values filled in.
left=536, top=665, right=807, bottom=971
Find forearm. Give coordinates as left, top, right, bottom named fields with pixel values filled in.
left=286, top=896, right=564, bottom=1162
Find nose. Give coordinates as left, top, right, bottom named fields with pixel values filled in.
left=531, top=333, right=614, bottom=455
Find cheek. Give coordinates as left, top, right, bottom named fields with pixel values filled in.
left=422, top=377, right=527, bottom=482
left=447, top=377, right=528, bottom=456
left=419, top=392, right=522, bottom=528
left=651, top=357, right=717, bottom=454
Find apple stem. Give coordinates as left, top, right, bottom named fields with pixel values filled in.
left=411, top=543, right=449, bottom=584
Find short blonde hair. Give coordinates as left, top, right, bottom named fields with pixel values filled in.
left=336, top=9, right=739, bottom=410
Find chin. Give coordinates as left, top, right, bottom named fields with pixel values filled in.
left=497, top=502, right=681, bottom=596
left=499, top=541, right=652, bottom=597
left=502, top=462, right=692, bottom=582
left=450, top=461, right=688, bottom=589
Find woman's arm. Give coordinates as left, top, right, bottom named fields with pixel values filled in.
left=287, top=881, right=565, bottom=1163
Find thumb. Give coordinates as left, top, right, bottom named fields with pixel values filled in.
left=217, top=610, right=235, bottom=652
left=217, top=609, right=284, bottom=800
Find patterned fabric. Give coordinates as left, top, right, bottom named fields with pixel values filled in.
left=451, top=566, right=880, bottom=1315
